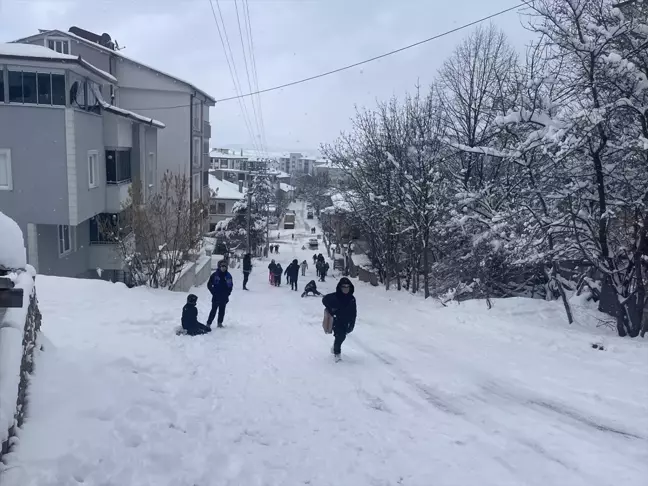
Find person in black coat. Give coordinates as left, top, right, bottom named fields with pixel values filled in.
left=273, top=263, right=283, bottom=286
left=322, top=277, right=357, bottom=359
left=301, top=280, right=322, bottom=298
left=285, top=259, right=300, bottom=291
left=182, top=294, right=211, bottom=336
left=312, top=254, right=317, bottom=265
left=242, top=253, right=252, bottom=290
left=206, top=260, right=233, bottom=327
left=319, top=261, right=329, bottom=282
left=268, top=259, right=277, bottom=285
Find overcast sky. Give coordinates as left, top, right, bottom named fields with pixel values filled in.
left=1, top=0, right=534, bottom=154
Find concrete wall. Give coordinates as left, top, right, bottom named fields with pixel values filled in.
left=119, top=88, right=190, bottom=182
left=36, top=221, right=90, bottom=277
left=74, top=110, right=106, bottom=223
left=0, top=106, right=69, bottom=228
left=170, top=255, right=212, bottom=292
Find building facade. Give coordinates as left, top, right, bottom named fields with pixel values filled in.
left=0, top=43, right=163, bottom=279
left=14, top=28, right=215, bottom=206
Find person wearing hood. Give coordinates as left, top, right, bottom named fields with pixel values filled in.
left=268, top=259, right=277, bottom=285
left=206, top=260, right=233, bottom=328
left=322, top=277, right=357, bottom=361
left=285, top=259, right=300, bottom=291
left=301, top=280, right=322, bottom=298
left=242, top=253, right=252, bottom=290
left=181, top=294, right=212, bottom=336
left=300, top=260, right=309, bottom=276
left=273, top=263, right=283, bottom=286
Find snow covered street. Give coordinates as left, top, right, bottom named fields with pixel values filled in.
left=2, top=209, right=647, bottom=486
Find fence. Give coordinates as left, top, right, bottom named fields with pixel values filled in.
left=0, top=271, right=41, bottom=460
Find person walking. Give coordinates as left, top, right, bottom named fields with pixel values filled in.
left=319, top=261, right=329, bottom=282
left=312, top=254, right=317, bottom=265
left=269, top=245, right=274, bottom=254
left=273, top=263, right=283, bottom=286
left=242, top=253, right=252, bottom=290
left=268, top=259, right=277, bottom=285
left=285, top=259, right=299, bottom=291
left=300, top=260, right=308, bottom=276
left=181, top=294, right=211, bottom=336
left=322, top=278, right=356, bottom=361
left=276, top=244, right=280, bottom=253
left=292, top=234, right=294, bottom=240
left=207, top=260, right=233, bottom=328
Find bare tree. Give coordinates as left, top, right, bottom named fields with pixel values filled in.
left=100, top=171, right=207, bottom=289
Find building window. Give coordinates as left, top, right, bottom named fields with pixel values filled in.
left=0, top=149, right=12, bottom=191
left=192, top=173, right=201, bottom=200
left=193, top=101, right=201, bottom=130
left=58, top=224, right=72, bottom=256
left=90, top=213, right=131, bottom=244
left=193, top=137, right=201, bottom=168
left=47, top=38, right=70, bottom=54
left=217, top=202, right=226, bottom=214
left=88, top=150, right=99, bottom=188
left=105, top=150, right=131, bottom=184
left=7, top=71, right=65, bottom=105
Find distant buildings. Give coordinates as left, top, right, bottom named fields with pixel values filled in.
left=278, top=152, right=321, bottom=176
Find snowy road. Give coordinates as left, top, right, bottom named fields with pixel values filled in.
left=3, top=202, right=647, bottom=486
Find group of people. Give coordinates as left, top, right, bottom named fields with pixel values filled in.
left=180, top=247, right=358, bottom=360
left=313, top=253, right=329, bottom=282
left=269, top=245, right=280, bottom=254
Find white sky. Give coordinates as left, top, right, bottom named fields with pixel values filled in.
left=1, top=0, right=535, bottom=153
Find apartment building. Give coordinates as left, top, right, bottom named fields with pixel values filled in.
left=15, top=27, right=215, bottom=205
left=0, top=43, right=163, bottom=279
left=279, top=152, right=317, bottom=176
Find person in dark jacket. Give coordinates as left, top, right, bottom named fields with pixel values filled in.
left=285, top=259, right=299, bottom=291
left=242, top=253, right=252, bottom=290
left=268, top=259, right=277, bottom=285
left=207, top=260, right=233, bottom=327
left=322, top=277, right=357, bottom=360
left=301, top=280, right=322, bottom=298
left=181, top=294, right=211, bottom=336
left=312, top=254, right=317, bottom=265
left=319, top=261, right=329, bottom=282
left=273, top=263, right=283, bottom=286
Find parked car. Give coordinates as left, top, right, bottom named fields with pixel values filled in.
left=308, top=237, right=319, bottom=249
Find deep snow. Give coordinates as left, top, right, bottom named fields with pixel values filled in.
left=2, top=202, right=647, bottom=486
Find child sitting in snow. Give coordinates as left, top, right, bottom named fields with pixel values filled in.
left=180, top=294, right=212, bottom=336
left=301, top=280, right=322, bottom=298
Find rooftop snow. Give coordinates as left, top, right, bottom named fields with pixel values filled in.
left=91, top=84, right=165, bottom=129
left=1, top=42, right=117, bottom=84
left=209, top=176, right=244, bottom=200
left=16, top=30, right=214, bottom=102
left=280, top=183, right=295, bottom=192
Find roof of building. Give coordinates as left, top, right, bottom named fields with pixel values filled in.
left=209, top=150, right=248, bottom=160
left=90, top=84, right=164, bottom=129
left=280, top=183, right=295, bottom=192
left=13, top=30, right=215, bottom=103
left=0, top=42, right=117, bottom=83
left=209, top=176, right=244, bottom=200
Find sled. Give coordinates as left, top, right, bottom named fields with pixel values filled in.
left=322, top=310, right=333, bottom=334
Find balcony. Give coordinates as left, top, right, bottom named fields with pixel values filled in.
left=89, top=232, right=134, bottom=271
left=106, top=182, right=131, bottom=213
left=203, top=120, right=211, bottom=139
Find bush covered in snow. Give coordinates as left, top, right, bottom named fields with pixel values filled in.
left=0, top=212, right=26, bottom=270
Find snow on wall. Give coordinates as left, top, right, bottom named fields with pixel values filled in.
left=0, top=211, right=26, bottom=270
left=0, top=272, right=36, bottom=452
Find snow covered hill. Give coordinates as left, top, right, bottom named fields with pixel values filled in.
left=1, top=205, right=647, bottom=486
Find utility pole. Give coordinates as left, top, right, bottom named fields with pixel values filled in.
left=246, top=168, right=252, bottom=254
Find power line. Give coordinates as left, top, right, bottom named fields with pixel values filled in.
left=208, top=0, right=262, bottom=154
left=234, top=0, right=265, bottom=157
left=243, top=0, right=270, bottom=157
left=131, top=0, right=530, bottom=111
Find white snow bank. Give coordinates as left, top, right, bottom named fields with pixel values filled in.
left=0, top=272, right=34, bottom=446
left=0, top=43, right=76, bottom=60
left=209, top=176, right=244, bottom=199
left=0, top=211, right=26, bottom=270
